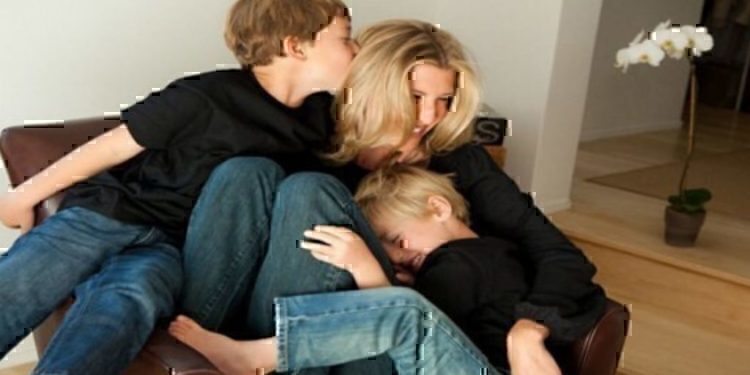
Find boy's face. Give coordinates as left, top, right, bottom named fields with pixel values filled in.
left=304, top=16, right=357, bottom=92
left=374, top=214, right=453, bottom=274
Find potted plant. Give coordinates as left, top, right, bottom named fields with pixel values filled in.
left=615, top=21, right=714, bottom=247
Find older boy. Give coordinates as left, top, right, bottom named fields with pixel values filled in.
left=0, top=1, right=356, bottom=373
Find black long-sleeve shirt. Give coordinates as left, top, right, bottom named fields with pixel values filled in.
left=429, top=144, right=607, bottom=342
left=413, top=237, right=531, bottom=370
left=325, top=143, right=607, bottom=343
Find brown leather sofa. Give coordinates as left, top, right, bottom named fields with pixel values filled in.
left=1, top=118, right=630, bottom=375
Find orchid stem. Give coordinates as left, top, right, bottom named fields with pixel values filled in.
left=677, top=61, right=697, bottom=198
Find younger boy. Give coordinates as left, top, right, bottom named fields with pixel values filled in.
left=0, top=1, right=355, bottom=373
left=169, top=165, right=607, bottom=375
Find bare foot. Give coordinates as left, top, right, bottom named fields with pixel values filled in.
left=169, top=315, right=277, bottom=375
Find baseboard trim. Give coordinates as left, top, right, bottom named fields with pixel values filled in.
left=580, top=121, right=682, bottom=142
left=538, top=197, right=572, bottom=214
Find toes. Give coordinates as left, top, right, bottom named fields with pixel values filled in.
left=168, top=324, right=184, bottom=337
left=176, top=315, right=201, bottom=330
left=168, top=322, right=191, bottom=340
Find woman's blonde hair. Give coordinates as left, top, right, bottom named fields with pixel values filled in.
left=354, top=165, right=470, bottom=228
left=225, top=0, right=349, bottom=67
left=327, top=19, right=481, bottom=164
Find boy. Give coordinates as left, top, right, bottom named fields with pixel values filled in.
left=169, top=165, right=607, bottom=375
left=0, top=1, right=355, bottom=373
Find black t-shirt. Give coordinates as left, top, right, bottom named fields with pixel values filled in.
left=60, top=69, right=335, bottom=245
left=413, top=237, right=527, bottom=370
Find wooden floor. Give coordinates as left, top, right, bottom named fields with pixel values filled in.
left=551, top=105, right=750, bottom=375
left=0, top=363, right=33, bottom=375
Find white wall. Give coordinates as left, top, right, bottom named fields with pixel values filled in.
left=348, top=0, right=438, bottom=29
left=0, top=0, right=238, bottom=368
left=580, top=0, right=705, bottom=141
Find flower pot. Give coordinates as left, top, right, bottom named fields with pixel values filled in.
left=664, top=206, right=706, bottom=247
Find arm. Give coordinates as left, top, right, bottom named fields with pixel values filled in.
left=0, top=124, right=144, bottom=232
left=507, top=319, right=562, bottom=375
left=430, top=144, right=607, bottom=342
left=299, top=225, right=390, bottom=289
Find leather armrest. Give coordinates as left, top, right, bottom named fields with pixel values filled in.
left=0, top=118, right=119, bottom=224
left=563, top=299, right=630, bottom=375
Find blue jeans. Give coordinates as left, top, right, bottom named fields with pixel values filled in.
left=180, top=157, right=395, bottom=375
left=275, top=288, right=505, bottom=375
left=0, top=207, right=181, bottom=375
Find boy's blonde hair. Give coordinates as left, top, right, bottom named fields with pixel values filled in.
left=327, top=19, right=481, bottom=164
left=354, top=165, right=470, bottom=228
left=225, top=0, right=349, bottom=67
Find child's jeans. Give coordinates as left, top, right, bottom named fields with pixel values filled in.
left=275, top=287, right=507, bottom=375
left=0, top=206, right=181, bottom=375
left=180, top=157, right=395, bottom=375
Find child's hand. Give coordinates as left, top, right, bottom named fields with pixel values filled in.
left=0, top=193, right=35, bottom=234
left=300, top=225, right=375, bottom=273
left=507, top=319, right=561, bottom=375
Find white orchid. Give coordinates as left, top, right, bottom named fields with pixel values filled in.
left=615, top=28, right=667, bottom=72
left=680, top=25, right=714, bottom=56
left=616, top=39, right=665, bottom=72
left=650, top=20, right=689, bottom=59
left=615, top=21, right=715, bottom=232
left=616, top=21, right=713, bottom=72
left=632, top=40, right=665, bottom=66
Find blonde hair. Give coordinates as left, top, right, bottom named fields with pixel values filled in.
left=225, top=0, right=349, bottom=67
left=354, top=165, right=470, bottom=229
left=327, top=19, right=481, bottom=164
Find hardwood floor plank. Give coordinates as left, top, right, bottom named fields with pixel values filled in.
left=0, top=363, right=34, bottom=375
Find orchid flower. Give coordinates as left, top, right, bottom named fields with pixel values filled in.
left=616, top=30, right=647, bottom=72
left=650, top=21, right=689, bottom=59
left=680, top=25, right=714, bottom=57
left=616, top=38, right=665, bottom=72
left=615, top=21, right=713, bottom=72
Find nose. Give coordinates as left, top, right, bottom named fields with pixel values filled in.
left=418, top=100, right=437, bottom=127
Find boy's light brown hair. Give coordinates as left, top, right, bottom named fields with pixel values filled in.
left=225, top=0, right=350, bottom=67
left=354, top=165, right=470, bottom=227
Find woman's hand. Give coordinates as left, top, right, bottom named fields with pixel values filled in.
left=0, top=192, right=35, bottom=234
left=507, top=319, right=561, bottom=375
left=300, top=225, right=389, bottom=288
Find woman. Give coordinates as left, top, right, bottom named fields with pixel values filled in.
left=178, top=19, right=605, bottom=375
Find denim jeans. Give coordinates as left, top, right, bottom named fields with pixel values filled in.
left=275, top=287, right=506, bottom=375
left=0, top=207, right=181, bottom=375
left=180, top=157, right=395, bottom=375
left=180, top=157, right=286, bottom=331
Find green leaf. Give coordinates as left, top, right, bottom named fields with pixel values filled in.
left=667, top=188, right=712, bottom=213
left=683, top=188, right=712, bottom=205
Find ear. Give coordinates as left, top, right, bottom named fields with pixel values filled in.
left=427, top=195, right=453, bottom=222
left=281, top=36, right=309, bottom=60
